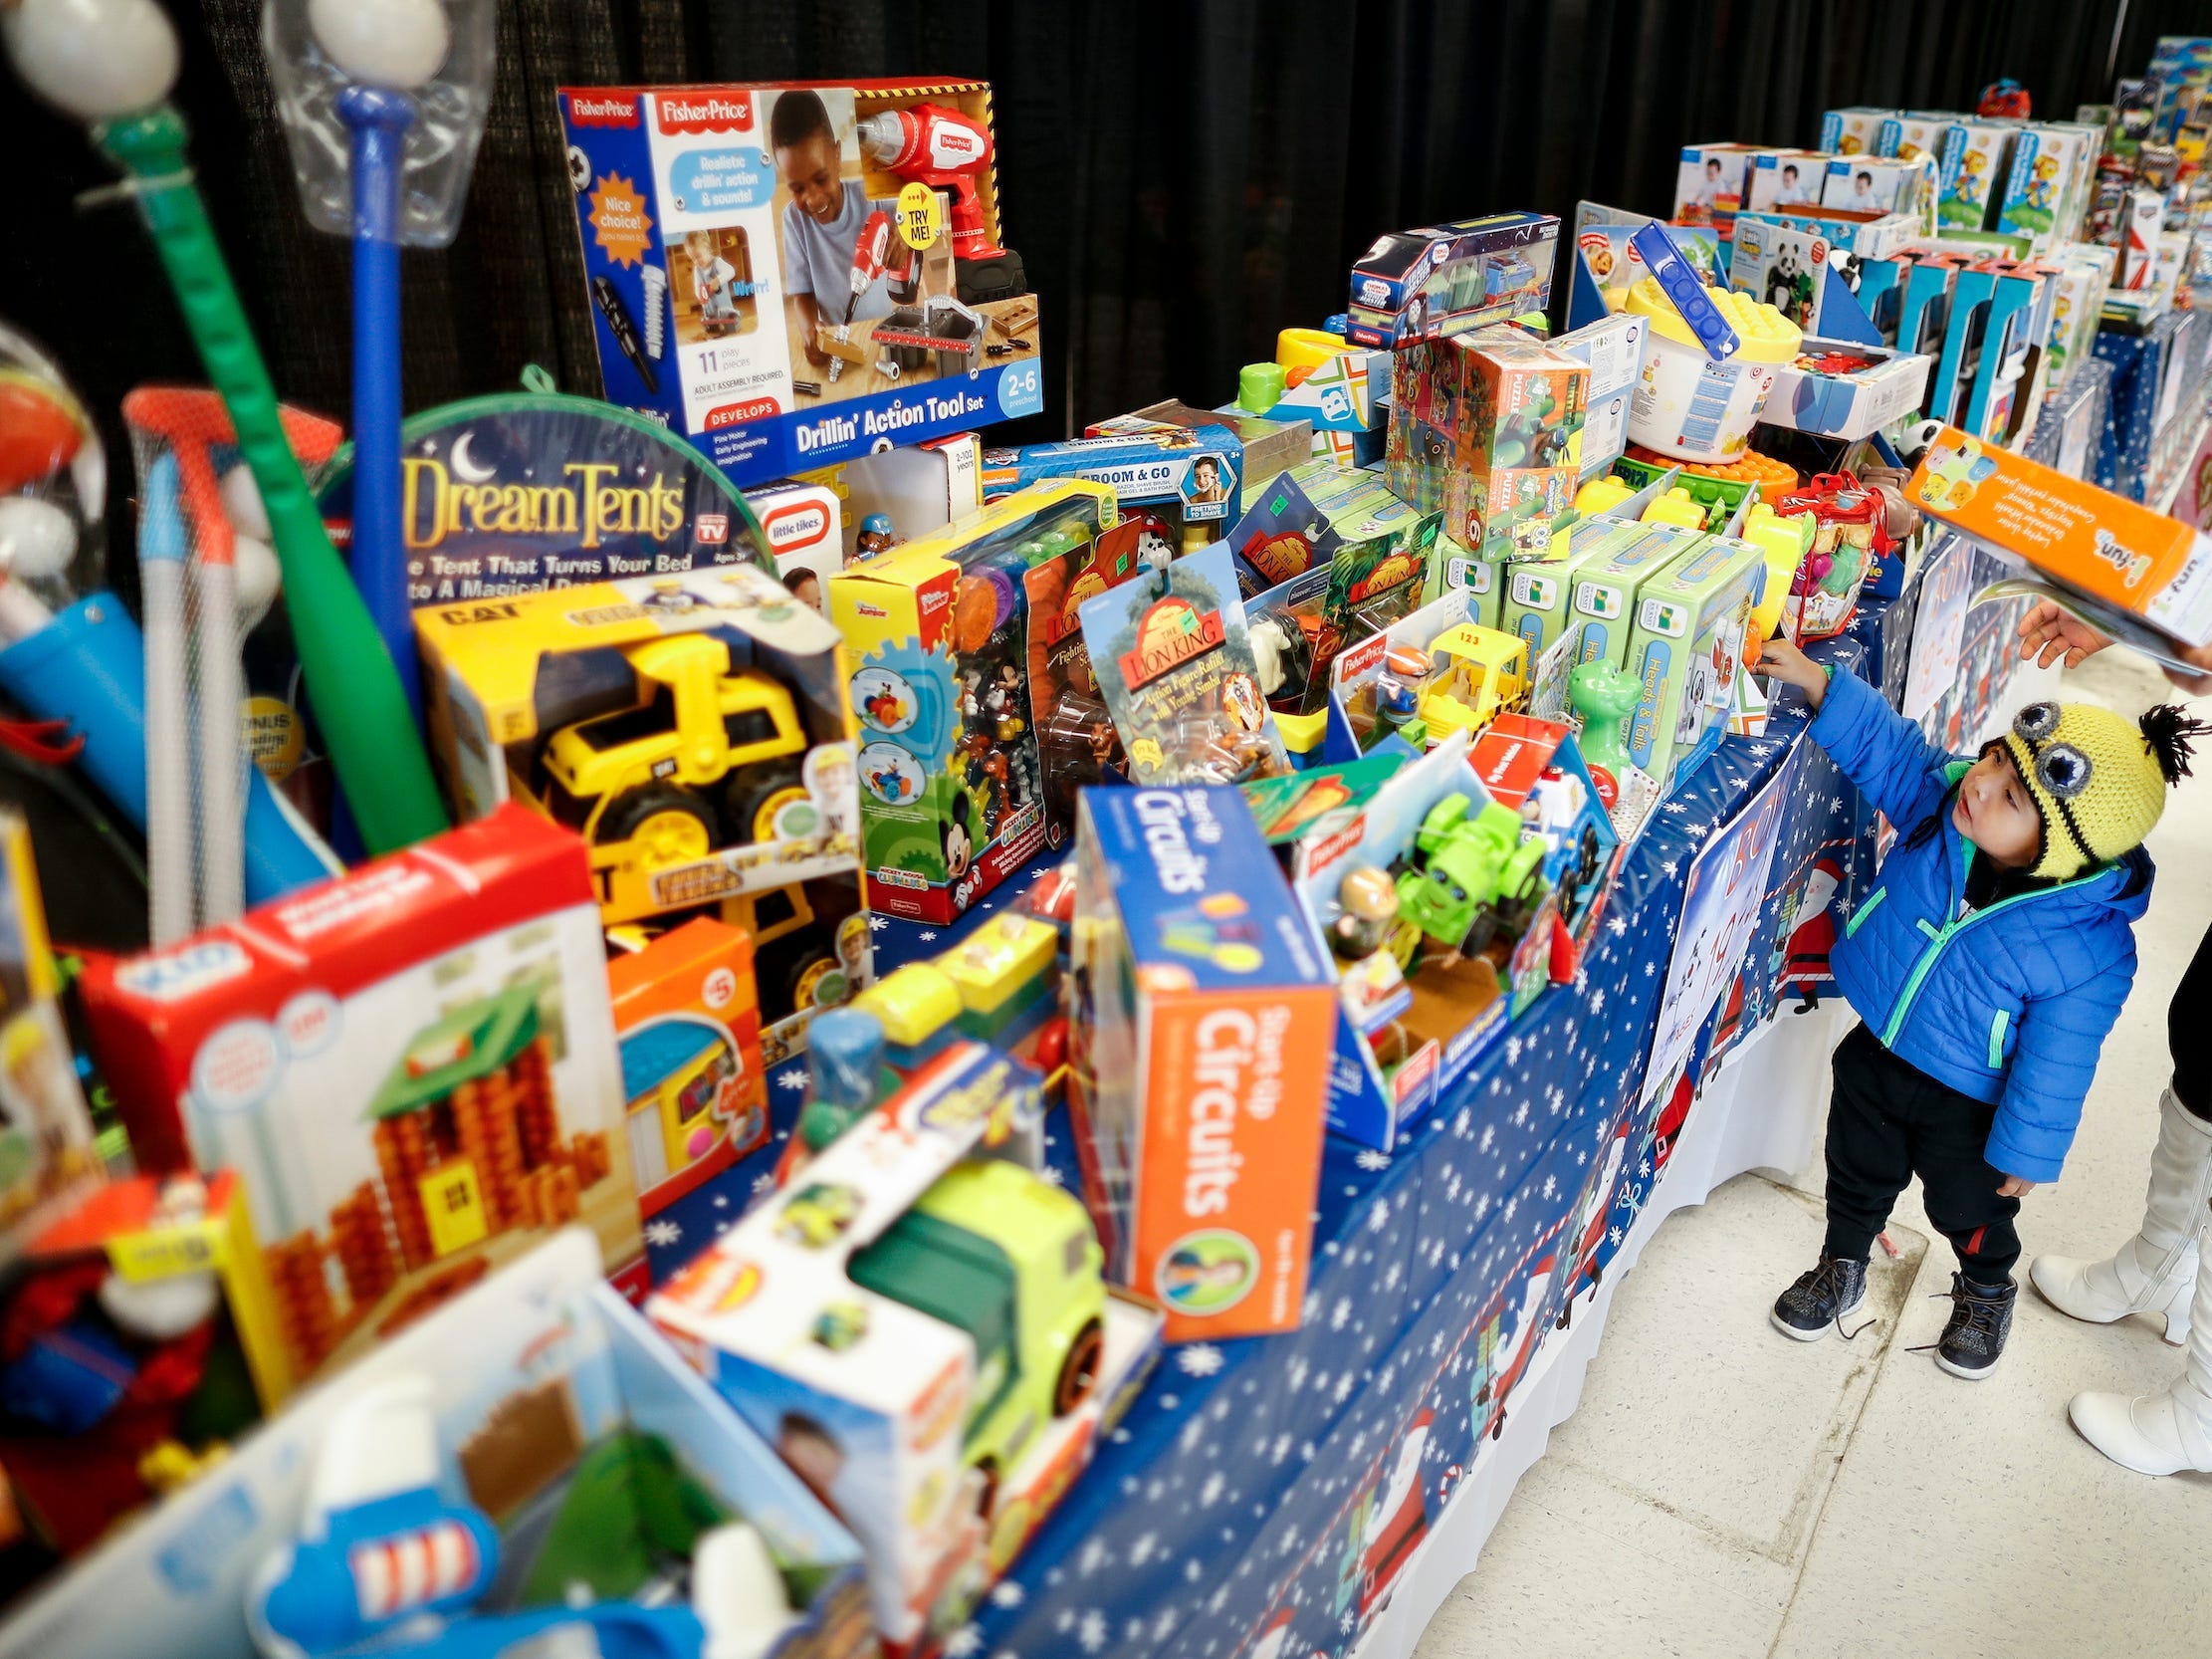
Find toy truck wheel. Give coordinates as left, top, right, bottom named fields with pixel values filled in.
left=725, top=762, right=809, bottom=844
left=599, top=785, right=718, bottom=865
left=1053, top=1316, right=1105, bottom=1416
left=1577, top=825, right=1601, bottom=886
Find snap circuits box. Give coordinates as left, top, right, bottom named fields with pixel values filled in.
left=558, top=82, right=1045, bottom=490
left=1623, top=534, right=1765, bottom=793
left=1908, top=424, right=2212, bottom=647
left=1068, top=786, right=1337, bottom=1341
left=1346, top=211, right=1560, bottom=348
left=609, top=916, right=769, bottom=1218
left=77, top=805, right=650, bottom=1386
left=829, top=480, right=1126, bottom=923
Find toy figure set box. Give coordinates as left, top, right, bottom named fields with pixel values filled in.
left=559, top=81, right=1045, bottom=489
left=1345, top=211, right=1561, bottom=348
left=77, top=807, right=652, bottom=1389
left=829, top=480, right=1135, bottom=924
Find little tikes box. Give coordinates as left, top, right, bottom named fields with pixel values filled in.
left=558, top=82, right=1044, bottom=490
left=609, top=916, right=770, bottom=1217
left=78, top=806, right=651, bottom=1385
left=1908, top=425, right=2212, bottom=647
left=1623, top=534, right=1765, bottom=794
left=1069, top=786, right=1337, bottom=1341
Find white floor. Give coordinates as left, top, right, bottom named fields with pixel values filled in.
left=1417, top=650, right=2212, bottom=1659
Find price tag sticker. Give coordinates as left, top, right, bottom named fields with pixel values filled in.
left=896, top=182, right=943, bottom=251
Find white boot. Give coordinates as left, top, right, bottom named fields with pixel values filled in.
left=2031, top=1085, right=2212, bottom=1343
left=2069, top=1227, right=2212, bottom=1476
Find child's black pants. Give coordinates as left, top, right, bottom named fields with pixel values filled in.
left=1823, top=1023, right=2021, bottom=1281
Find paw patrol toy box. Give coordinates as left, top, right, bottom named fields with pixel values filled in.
left=78, top=806, right=651, bottom=1384
left=650, top=1044, right=1162, bottom=1649
left=415, top=565, right=870, bottom=1030
left=1346, top=210, right=1559, bottom=347
left=1069, top=786, right=1337, bottom=1336
left=1908, top=425, right=2212, bottom=647
left=829, top=480, right=1128, bottom=923
left=558, top=82, right=1043, bottom=490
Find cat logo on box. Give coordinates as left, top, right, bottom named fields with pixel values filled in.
left=436, top=601, right=524, bottom=626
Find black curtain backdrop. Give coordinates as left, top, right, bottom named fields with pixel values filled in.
left=9, top=0, right=2212, bottom=534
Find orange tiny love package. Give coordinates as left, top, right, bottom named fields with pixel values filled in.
left=1907, top=424, right=2212, bottom=646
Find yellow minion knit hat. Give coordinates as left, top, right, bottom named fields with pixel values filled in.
left=1997, top=700, right=2211, bottom=878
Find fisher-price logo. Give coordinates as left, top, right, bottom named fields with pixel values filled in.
left=566, top=93, right=639, bottom=127
left=763, top=502, right=831, bottom=551
left=656, top=93, right=754, bottom=134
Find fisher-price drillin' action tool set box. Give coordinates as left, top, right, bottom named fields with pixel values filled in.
left=560, top=82, right=1045, bottom=489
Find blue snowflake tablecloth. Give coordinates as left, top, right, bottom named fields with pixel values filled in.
left=640, top=606, right=1916, bottom=1659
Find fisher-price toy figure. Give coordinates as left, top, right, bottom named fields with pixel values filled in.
left=851, top=512, right=899, bottom=563
left=683, top=228, right=744, bottom=337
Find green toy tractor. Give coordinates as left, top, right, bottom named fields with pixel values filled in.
left=1393, top=793, right=1549, bottom=966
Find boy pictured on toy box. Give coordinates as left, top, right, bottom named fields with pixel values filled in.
left=772, top=90, right=899, bottom=370
left=1756, top=634, right=2205, bottom=1378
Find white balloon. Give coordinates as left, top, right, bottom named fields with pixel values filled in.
left=0, top=0, right=178, bottom=121
left=0, top=496, right=78, bottom=582
left=218, top=462, right=271, bottom=540
left=307, top=0, right=450, bottom=90
left=232, top=534, right=282, bottom=618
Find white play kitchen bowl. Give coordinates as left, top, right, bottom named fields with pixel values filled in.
left=1621, top=278, right=1801, bottom=462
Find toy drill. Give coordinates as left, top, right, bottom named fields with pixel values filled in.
left=823, top=209, right=900, bottom=383
left=855, top=103, right=1027, bottom=303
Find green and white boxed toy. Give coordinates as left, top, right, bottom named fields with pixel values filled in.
left=1568, top=522, right=1704, bottom=668
left=1497, top=519, right=1645, bottom=655
left=1623, top=534, right=1764, bottom=793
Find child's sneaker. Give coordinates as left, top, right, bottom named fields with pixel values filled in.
left=1771, top=1254, right=1870, bottom=1340
left=1927, top=1273, right=2017, bottom=1379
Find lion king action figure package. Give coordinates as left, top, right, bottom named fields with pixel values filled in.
left=1077, top=544, right=1292, bottom=786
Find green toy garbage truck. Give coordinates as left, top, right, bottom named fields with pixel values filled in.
left=848, top=1159, right=1107, bottom=1510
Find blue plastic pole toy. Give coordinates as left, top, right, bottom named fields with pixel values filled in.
left=1630, top=221, right=1741, bottom=360
left=264, top=0, right=498, bottom=723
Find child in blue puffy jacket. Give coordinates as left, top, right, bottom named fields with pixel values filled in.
left=1757, top=636, right=2204, bottom=1378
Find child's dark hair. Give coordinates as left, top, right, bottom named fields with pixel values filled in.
left=770, top=89, right=834, bottom=151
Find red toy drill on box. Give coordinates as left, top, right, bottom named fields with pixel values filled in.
left=856, top=103, right=1026, bottom=302
left=826, top=209, right=904, bottom=383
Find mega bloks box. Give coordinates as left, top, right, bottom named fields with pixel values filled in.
left=1069, top=786, right=1335, bottom=1327
left=1622, top=534, right=1765, bottom=793
left=78, top=806, right=651, bottom=1384
left=652, top=1045, right=1161, bottom=1647
left=1822, top=107, right=1894, bottom=155
left=1346, top=211, right=1559, bottom=347
left=558, top=82, right=1044, bottom=489
left=609, top=917, right=769, bottom=1218
left=1389, top=336, right=1588, bottom=561
left=1673, top=143, right=1761, bottom=229
left=1, top=1231, right=875, bottom=1659
left=1908, top=424, right=2212, bottom=646
left=829, top=481, right=1130, bottom=922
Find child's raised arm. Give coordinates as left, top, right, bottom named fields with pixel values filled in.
left=1761, top=636, right=1956, bottom=831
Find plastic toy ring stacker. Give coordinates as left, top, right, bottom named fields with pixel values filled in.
left=94, top=107, right=447, bottom=854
